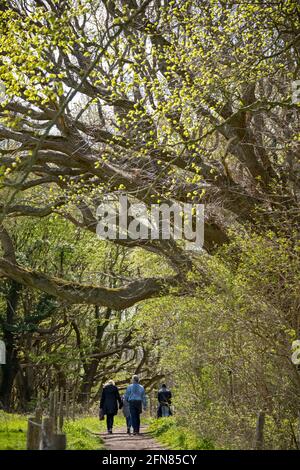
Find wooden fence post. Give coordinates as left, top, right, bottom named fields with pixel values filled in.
left=27, top=396, right=67, bottom=450
left=40, top=417, right=55, bottom=450
left=35, top=406, right=43, bottom=423
left=53, top=433, right=67, bottom=450
left=27, top=405, right=43, bottom=450
left=254, top=411, right=265, bottom=450
left=27, top=417, right=42, bottom=450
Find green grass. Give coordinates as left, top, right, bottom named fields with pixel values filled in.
left=148, top=417, right=215, bottom=450
left=1, top=412, right=197, bottom=451
left=0, top=411, right=127, bottom=450
left=63, top=415, right=125, bottom=450
left=0, top=412, right=27, bottom=450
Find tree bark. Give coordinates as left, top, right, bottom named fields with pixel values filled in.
left=0, top=281, right=21, bottom=410
left=0, top=258, right=175, bottom=309
left=254, top=411, right=265, bottom=450
left=78, top=307, right=112, bottom=404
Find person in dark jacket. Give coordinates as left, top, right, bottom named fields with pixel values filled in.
left=100, top=380, right=122, bottom=433
left=157, top=384, right=172, bottom=418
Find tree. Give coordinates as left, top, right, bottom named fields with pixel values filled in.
left=0, top=2, right=299, bottom=445
left=0, top=0, right=298, bottom=305
left=138, top=231, right=300, bottom=449
left=0, top=216, right=161, bottom=410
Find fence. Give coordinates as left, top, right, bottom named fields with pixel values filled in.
left=27, top=389, right=69, bottom=450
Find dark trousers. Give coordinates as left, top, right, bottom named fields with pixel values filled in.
left=129, top=400, right=142, bottom=433
left=126, top=415, right=132, bottom=429
left=106, top=413, right=114, bottom=431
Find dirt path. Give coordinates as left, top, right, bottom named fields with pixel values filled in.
left=100, top=425, right=165, bottom=451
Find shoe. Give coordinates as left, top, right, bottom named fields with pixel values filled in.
left=127, top=428, right=131, bottom=434
left=108, top=429, right=112, bottom=434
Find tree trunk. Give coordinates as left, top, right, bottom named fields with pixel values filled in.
left=15, top=366, right=34, bottom=412
left=78, top=359, right=99, bottom=404
left=254, top=411, right=265, bottom=450
left=0, top=281, right=21, bottom=410
left=77, top=307, right=112, bottom=404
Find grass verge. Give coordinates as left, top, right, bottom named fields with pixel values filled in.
left=0, top=411, right=126, bottom=450
left=148, top=417, right=215, bottom=450
left=0, top=411, right=27, bottom=450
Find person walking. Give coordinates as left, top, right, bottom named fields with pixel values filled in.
left=122, top=395, right=132, bottom=434
left=124, top=375, right=147, bottom=435
left=157, top=384, right=172, bottom=418
left=99, top=379, right=122, bottom=434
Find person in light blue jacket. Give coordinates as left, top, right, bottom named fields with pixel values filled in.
left=124, top=375, right=147, bottom=435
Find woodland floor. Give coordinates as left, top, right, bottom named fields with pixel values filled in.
left=100, top=425, right=165, bottom=451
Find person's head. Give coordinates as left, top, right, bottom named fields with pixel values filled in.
left=132, top=375, right=139, bottom=383
left=105, top=379, right=115, bottom=387
left=161, top=383, right=167, bottom=389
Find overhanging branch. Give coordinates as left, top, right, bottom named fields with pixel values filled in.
left=0, top=258, right=175, bottom=309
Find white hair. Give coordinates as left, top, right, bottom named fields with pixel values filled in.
left=105, top=379, right=115, bottom=386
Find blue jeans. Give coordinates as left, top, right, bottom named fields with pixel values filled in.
left=126, top=415, right=132, bottom=429
left=129, top=400, right=142, bottom=433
